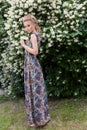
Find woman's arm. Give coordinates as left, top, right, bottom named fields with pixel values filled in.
left=20, top=34, right=38, bottom=56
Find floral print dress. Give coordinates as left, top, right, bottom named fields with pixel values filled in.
left=24, top=32, right=50, bottom=126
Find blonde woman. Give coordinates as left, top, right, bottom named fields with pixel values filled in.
left=20, top=14, right=50, bottom=128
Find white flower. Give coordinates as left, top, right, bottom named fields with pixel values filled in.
left=50, top=28, right=54, bottom=34
left=64, top=9, right=68, bottom=15
left=82, top=7, right=86, bottom=10
left=57, top=35, right=62, bottom=38
left=67, top=59, right=70, bottom=62
left=46, top=34, right=50, bottom=38
left=74, top=59, right=79, bottom=62
left=9, top=57, right=13, bottom=61
left=13, top=23, right=18, bottom=28
left=20, top=31, right=25, bottom=35
left=81, top=11, right=85, bottom=14
left=20, top=3, right=24, bottom=8
left=37, top=0, right=41, bottom=3
left=19, top=18, right=22, bottom=22
left=49, top=93, right=52, bottom=97
left=8, top=10, right=14, bottom=15
left=4, top=14, right=8, bottom=18
left=58, top=30, right=62, bottom=33
left=78, top=80, right=81, bottom=82
left=76, top=69, right=80, bottom=72
left=68, top=42, right=71, bottom=45
left=67, top=21, right=70, bottom=24
left=19, top=10, right=24, bottom=15
left=70, top=15, right=75, bottom=19
left=48, top=43, right=52, bottom=47
left=7, top=30, right=11, bottom=35
left=63, top=2, right=69, bottom=7
left=40, top=48, right=43, bottom=52
left=21, top=0, right=26, bottom=2
left=74, top=92, right=78, bottom=96
left=40, top=54, right=44, bottom=58
left=77, top=4, right=83, bottom=10
left=56, top=22, right=62, bottom=27
left=82, top=60, right=86, bottom=64
left=29, top=7, right=33, bottom=12
left=20, top=36, right=28, bottom=40
left=14, top=34, right=19, bottom=38
left=76, top=20, right=79, bottom=23
left=78, top=14, right=82, bottom=17
left=70, top=25, right=74, bottom=29
left=63, top=31, right=68, bottom=34
left=4, top=23, right=10, bottom=30
left=15, top=29, right=20, bottom=33
left=62, top=80, right=66, bottom=84
left=57, top=77, right=60, bottom=80
left=84, top=65, right=87, bottom=68
left=74, top=39, right=78, bottom=42
left=71, top=21, right=74, bottom=25
left=74, top=10, right=78, bottom=15
left=25, top=3, right=29, bottom=8
left=59, top=71, right=62, bottom=74
left=56, top=6, right=60, bottom=9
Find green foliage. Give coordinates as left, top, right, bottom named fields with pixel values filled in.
left=39, top=0, right=87, bottom=98
left=0, top=0, right=87, bottom=98
left=0, top=0, right=10, bottom=88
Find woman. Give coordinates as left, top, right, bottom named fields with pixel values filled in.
left=20, top=14, right=50, bottom=128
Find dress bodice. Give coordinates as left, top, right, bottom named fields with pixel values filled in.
left=25, top=32, right=41, bottom=49
left=24, top=32, right=41, bottom=59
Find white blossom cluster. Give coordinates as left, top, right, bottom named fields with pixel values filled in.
left=5, top=0, right=86, bottom=48
left=4, top=0, right=87, bottom=70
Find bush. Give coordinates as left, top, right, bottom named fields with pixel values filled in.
left=0, top=0, right=10, bottom=88
left=1, top=0, right=87, bottom=97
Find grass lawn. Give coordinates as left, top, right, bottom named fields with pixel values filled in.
left=0, top=96, right=87, bottom=130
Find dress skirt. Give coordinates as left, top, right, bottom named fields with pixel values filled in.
left=24, top=49, right=50, bottom=126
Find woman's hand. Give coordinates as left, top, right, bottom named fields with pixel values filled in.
left=20, top=34, right=38, bottom=56
left=20, top=39, right=25, bottom=47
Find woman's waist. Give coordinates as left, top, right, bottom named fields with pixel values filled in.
left=24, top=53, right=37, bottom=60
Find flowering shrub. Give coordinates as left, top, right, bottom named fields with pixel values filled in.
left=1, top=0, right=87, bottom=97
left=0, top=0, right=9, bottom=88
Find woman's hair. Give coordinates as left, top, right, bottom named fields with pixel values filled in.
left=22, top=14, right=41, bottom=34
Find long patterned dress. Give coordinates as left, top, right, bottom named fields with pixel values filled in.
left=24, top=32, right=50, bottom=127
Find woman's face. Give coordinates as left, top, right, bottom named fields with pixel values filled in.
left=23, top=20, right=35, bottom=33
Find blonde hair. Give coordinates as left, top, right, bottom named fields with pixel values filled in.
left=22, top=14, right=41, bottom=34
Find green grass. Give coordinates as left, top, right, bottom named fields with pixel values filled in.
left=0, top=97, right=87, bottom=130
